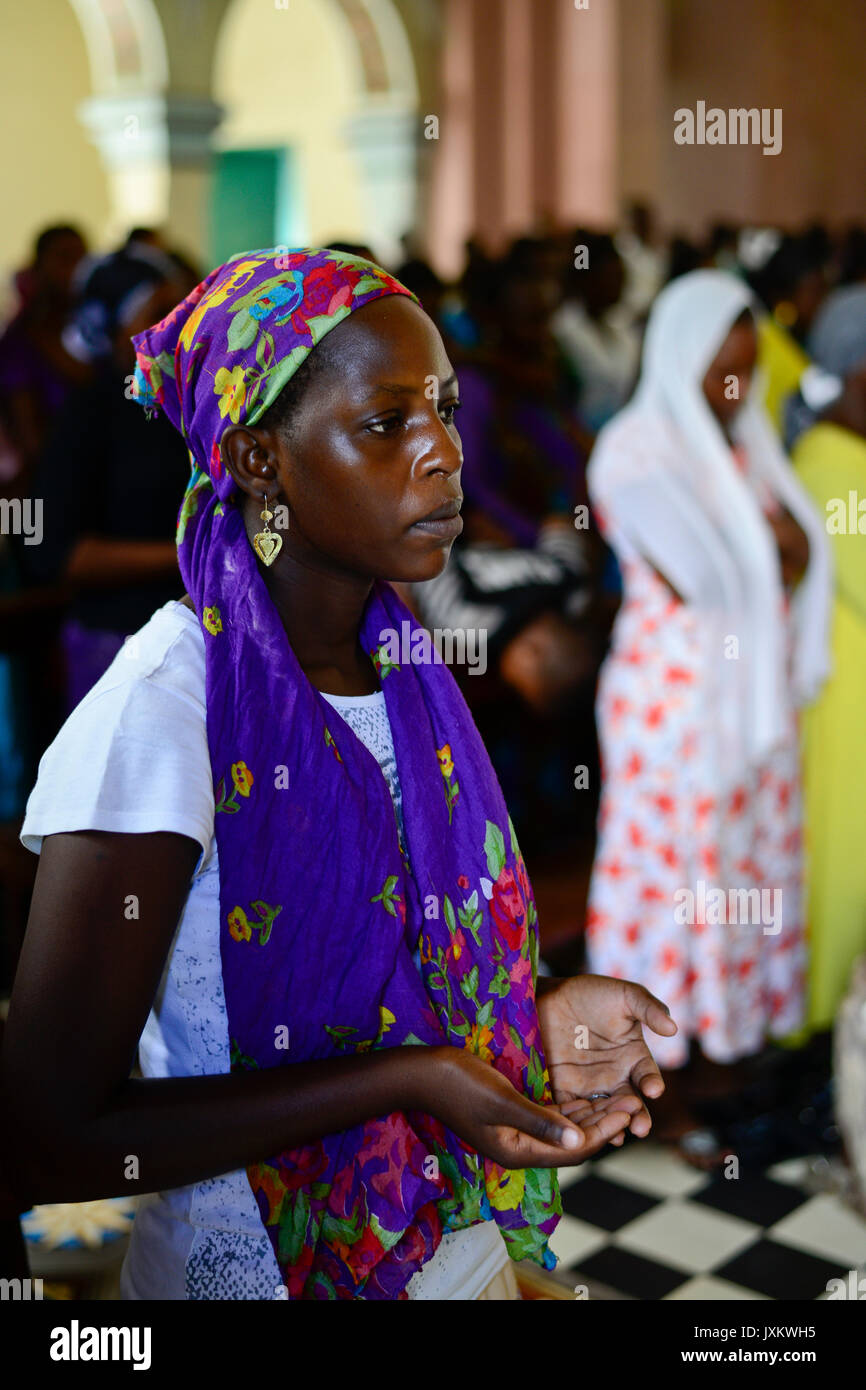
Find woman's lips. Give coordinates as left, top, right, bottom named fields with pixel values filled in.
left=409, top=497, right=463, bottom=539
left=410, top=514, right=464, bottom=538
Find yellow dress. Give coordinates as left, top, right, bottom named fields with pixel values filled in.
left=758, top=314, right=809, bottom=435
left=792, top=422, right=866, bottom=1031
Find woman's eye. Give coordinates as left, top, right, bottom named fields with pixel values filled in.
left=366, top=401, right=461, bottom=434
left=367, top=415, right=403, bottom=435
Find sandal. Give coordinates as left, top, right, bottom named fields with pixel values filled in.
left=673, top=1126, right=736, bottom=1173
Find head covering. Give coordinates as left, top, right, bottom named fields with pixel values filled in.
left=807, top=285, right=866, bottom=379
left=588, top=269, right=832, bottom=785
left=784, top=285, right=866, bottom=449
left=130, top=247, right=561, bottom=1299
left=64, top=244, right=177, bottom=363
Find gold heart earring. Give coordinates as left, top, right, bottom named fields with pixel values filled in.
left=252, top=490, right=283, bottom=567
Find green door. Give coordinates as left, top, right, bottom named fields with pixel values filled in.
left=209, top=148, right=301, bottom=265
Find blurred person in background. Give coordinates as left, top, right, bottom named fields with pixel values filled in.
left=392, top=253, right=486, bottom=374
left=326, top=239, right=377, bottom=263
left=123, top=226, right=168, bottom=256
left=455, top=238, right=591, bottom=539
left=0, top=224, right=90, bottom=489
left=791, top=285, right=866, bottom=1035
left=0, top=224, right=90, bottom=822
left=392, top=256, right=449, bottom=338
left=838, top=225, right=866, bottom=286
left=454, top=238, right=502, bottom=351
left=412, top=239, right=607, bottom=856
left=585, top=270, right=832, bottom=1167
left=552, top=230, right=640, bottom=433
left=18, top=241, right=192, bottom=715
left=748, top=232, right=830, bottom=434
left=614, top=201, right=665, bottom=320
left=666, top=233, right=709, bottom=284
left=706, top=220, right=741, bottom=274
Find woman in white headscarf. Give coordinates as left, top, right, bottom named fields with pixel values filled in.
left=585, top=270, right=832, bottom=1166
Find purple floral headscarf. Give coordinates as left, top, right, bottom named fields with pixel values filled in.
left=131, top=247, right=561, bottom=1299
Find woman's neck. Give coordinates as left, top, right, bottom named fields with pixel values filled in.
left=182, top=566, right=379, bottom=695
left=241, top=494, right=380, bottom=695
left=263, top=560, right=380, bottom=695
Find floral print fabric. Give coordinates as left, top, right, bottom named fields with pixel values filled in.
left=586, top=555, right=806, bottom=1069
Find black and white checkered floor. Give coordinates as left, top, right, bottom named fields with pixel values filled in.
left=551, top=1141, right=866, bottom=1300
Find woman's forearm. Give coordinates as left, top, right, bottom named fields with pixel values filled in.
left=65, top=535, right=179, bottom=588
left=3, top=1046, right=444, bottom=1207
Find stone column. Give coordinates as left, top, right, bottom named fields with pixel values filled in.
left=343, top=105, right=421, bottom=267
left=77, top=92, right=170, bottom=245
left=78, top=91, right=222, bottom=258
left=163, top=95, right=224, bottom=262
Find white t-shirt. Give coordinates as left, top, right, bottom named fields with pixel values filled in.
left=19, top=600, right=507, bottom=1300
left=551, top=299, right=640, bottom=430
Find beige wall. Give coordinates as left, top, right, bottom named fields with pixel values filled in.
left=3, top=0, right=865, bottom=299
left=428, top=0, right=866, bottom=265
left=618, top=0, right=668, bottom=211
left=656, top=0, right=866, bottom=235
left=213, top=0, right=368, bottom=247
left=424, top=0, right=622, bottom=271
left=0, top=0, right=111, bottom=289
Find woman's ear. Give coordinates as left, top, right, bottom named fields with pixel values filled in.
left=221, top=424, right=281, bottom=499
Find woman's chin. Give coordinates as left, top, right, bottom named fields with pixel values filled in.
left=383, top=542, right=455, bottom=585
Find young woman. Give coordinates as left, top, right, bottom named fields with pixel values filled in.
left=585, top=270, right=832, bottom=1168
left=792, top=285, right=866, bottom=1034
left=1, top=248, right=675, bottom=1300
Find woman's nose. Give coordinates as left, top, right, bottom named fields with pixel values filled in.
left=416, top=416, right=462, bottom=476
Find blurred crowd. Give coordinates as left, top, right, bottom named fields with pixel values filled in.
left=1, top=207, right=866, bottom=1188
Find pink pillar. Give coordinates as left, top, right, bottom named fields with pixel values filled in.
left=423, top=0, right=475, bottom=278
left=529, top=0, right=558, bottom=224
left=470, top=0, right=506, bottom=252
left=617, top=0, right=668, bottom=217
left=424, top=0, right=626, bottom=273
left=552, top=0, right=619, bottom=227
left=500, top=0, right=535, bottom=238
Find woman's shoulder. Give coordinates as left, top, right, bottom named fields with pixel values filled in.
left=86, top=599, right=205, bottom=714
left=595, top=403, right=680, bottom=453
left=20, top=601, right=213, bottom=861
left=589, top=407, right=682, bottom=496
left=794, top=421, right=866, bottom=479
left=59, top=597, right=208, bottom=753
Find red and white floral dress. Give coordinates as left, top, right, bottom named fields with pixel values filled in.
left=586, top=448, right=807, bottom=1069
